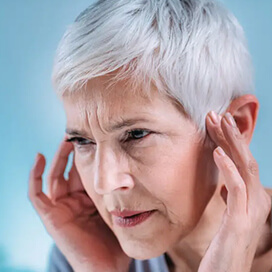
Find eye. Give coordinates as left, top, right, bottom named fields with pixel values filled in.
left=65, top=137, right=93, bottom=146
left=125, top=129, right=151, bottom=142
left=66, top=130, right=152, bottom=148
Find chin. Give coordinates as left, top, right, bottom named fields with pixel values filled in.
left=112, top=214, right=194, bottom=260
left=122, top=242, right=167, bottom=260
left=116, top=226, right=179, bottom=260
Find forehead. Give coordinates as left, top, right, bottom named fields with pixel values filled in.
left=62, top=76, right=178, bottom=118
left=61, top=76, right=192, bottom=137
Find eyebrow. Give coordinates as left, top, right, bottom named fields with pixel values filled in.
left=65, top=117, right=152, bottom=136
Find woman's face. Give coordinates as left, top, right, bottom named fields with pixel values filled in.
left=63, top=76, right=218, bottom=259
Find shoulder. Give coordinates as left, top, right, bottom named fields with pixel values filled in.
left=46, top=244, right=74, bottom=272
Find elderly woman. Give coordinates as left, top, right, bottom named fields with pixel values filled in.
left=28, top=0, right=272, bottom=271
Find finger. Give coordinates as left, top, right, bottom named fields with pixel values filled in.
left=206, top=111, right=232, bottom=158
left=28, top=153, right=54, bottom=214
left=213, top=146, right=247, bottom=216
left=59, top=191, right=96, bottom=216
left=47, top=136, right=73, bottom=199
left=68, top=152, right=85, bottom=193
left=50, top=175, right=69, bottom=203
left=220, top=113, right=260, bottom=190
left=220, top=114, right=270, bottom=224
left=206, top=111, right=261, bottom=194
left=48, top=136, right=73, bottom=180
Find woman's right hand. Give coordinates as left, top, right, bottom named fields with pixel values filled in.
left=28, top=136, right=131, bottom=272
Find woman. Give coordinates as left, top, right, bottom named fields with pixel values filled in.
left=28, top=0, right=272, bottom=271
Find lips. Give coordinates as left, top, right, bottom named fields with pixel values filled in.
left=110, top=209, right=156, bottom=227
left=110, top=210, right=149, bottom=218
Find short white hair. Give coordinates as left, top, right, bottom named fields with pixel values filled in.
left=52, top=0, right=254, bottom=135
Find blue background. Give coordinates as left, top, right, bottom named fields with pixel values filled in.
left=0, top=1, right=271, bottom=271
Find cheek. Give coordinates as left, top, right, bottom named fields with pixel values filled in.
left=144, top=151, right=197, bottom=219
left=75, top=163, right=110, bottom=225
left=74, top=138, right=216, bottom=229
left=140, top=141, right=215, bottom=227
left=74, top=153, right=103, bottom=207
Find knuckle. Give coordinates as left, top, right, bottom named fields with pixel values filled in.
left=216, top=128, right=225, bottom=142
left=233, top=183, right=246, bottom=195
left=47, top=173, right=57, bottom=187
left=29, top=169, right=35, bottom=180
left=225, top=161, right=236, bottom=172
left=47, top=172, right=54, bottom=181
left=235, top=130, right=244, bottom=141
left=247, top=159, right=259, bottom=176
left=235, top=162, right=243, bottom=173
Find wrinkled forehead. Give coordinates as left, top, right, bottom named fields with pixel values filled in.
left=62, top=76, right=200, bottom=142
left=61, top=76, right=174, bottom=118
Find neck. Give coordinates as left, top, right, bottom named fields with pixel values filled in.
left=165, top=179, right=272, bottom=272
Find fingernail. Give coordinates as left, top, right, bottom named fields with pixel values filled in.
left=225, top=112, right=236, bottom=127
left=209, top=111, right=219, bottom=124
left=215, top=146, right=225, bottom=156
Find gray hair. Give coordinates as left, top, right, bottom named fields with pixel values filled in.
left=52, top=0, right=254, bottom=135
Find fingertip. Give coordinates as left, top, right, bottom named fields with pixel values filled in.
left=62, top=136, right=73, bottom=148
left=214, top=146, right=226, bottom=157
left=36, top=152, right=41, bottom=162
left=34, top=152, right=39, bottom=161
left=212, top=147, right=225, bottom=167
left=31, top=154, right=40, bottom=170
left=34, top=152, right=45, bottom=164
left=33, top=153, right=46, bottom=176
left=64, top=140, right=75, bottom=153
left=205, top=112, right=213, bottom=125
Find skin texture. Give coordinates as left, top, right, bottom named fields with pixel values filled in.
left=62, top=77, right=219, bottom=260
left=28, top=75, right=272, bottom=272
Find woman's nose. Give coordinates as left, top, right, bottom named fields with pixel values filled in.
left=93, top=146, right=135, bottom=195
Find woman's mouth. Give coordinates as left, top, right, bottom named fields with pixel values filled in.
left=110, top=210, right=156, bottom=227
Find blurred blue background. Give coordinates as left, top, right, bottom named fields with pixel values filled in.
left=0, top=0, right=271, bottom=271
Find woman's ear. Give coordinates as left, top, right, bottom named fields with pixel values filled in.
left=225, top=94, right=259, bottom=145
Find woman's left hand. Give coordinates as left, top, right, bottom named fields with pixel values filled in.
left=198, top=111, right=271, bottom=272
